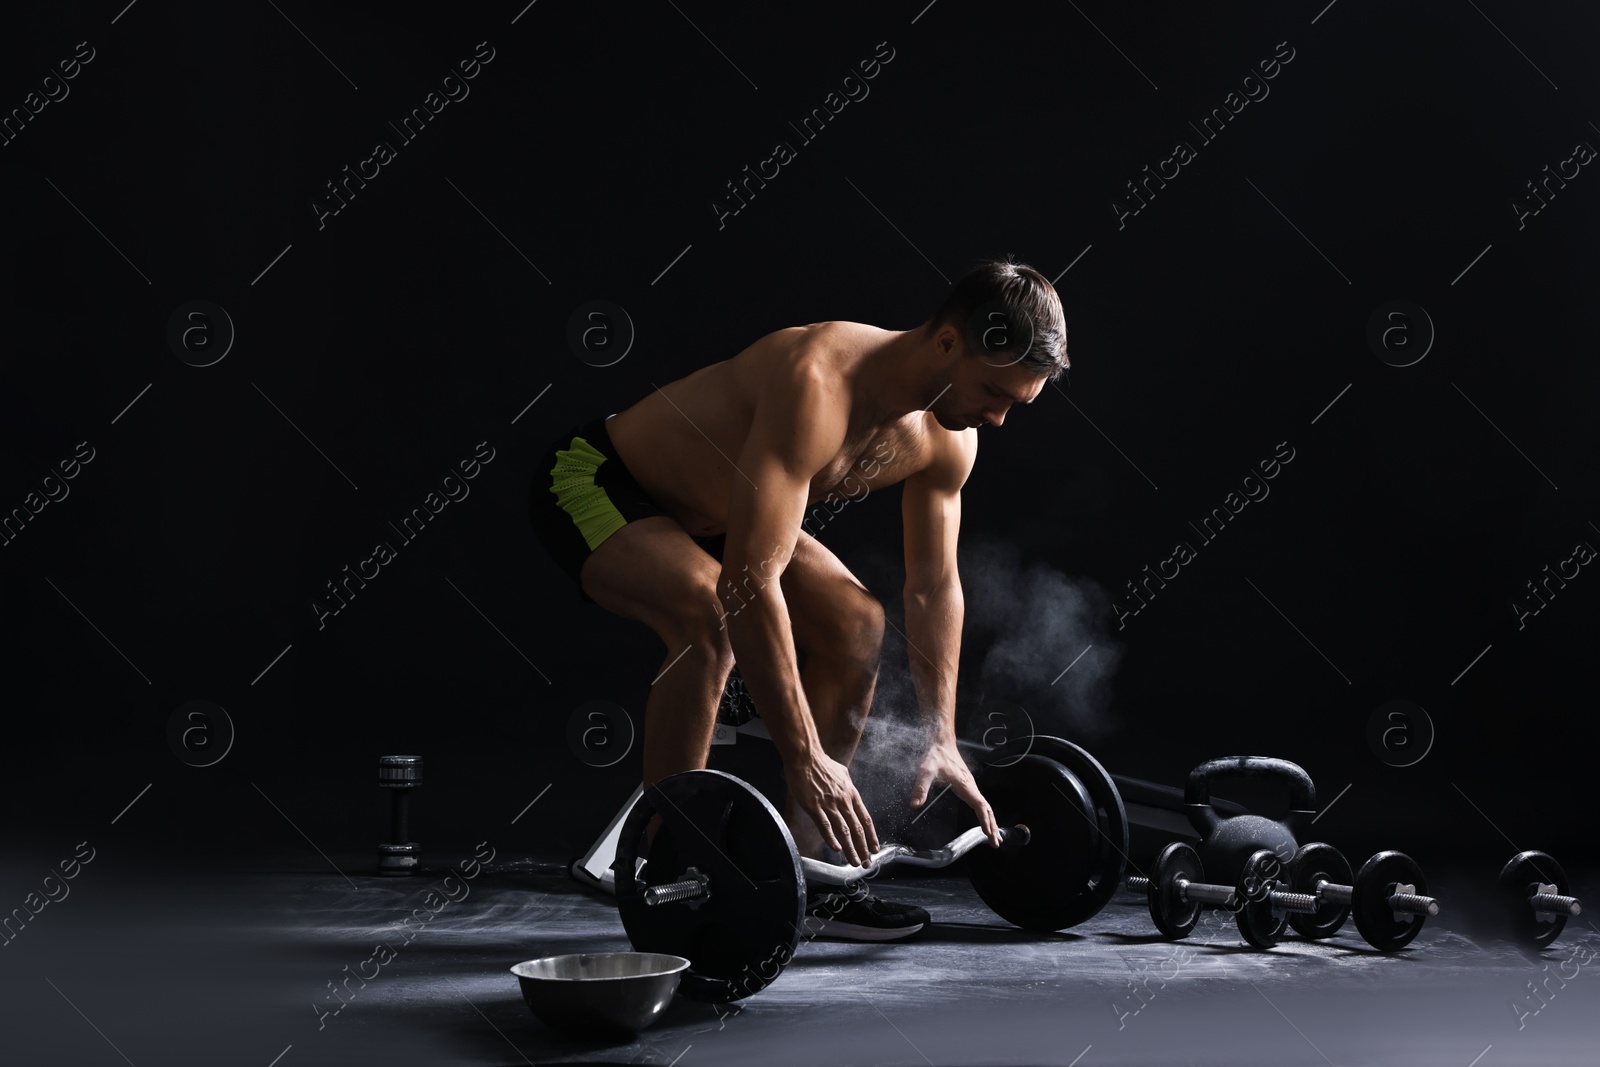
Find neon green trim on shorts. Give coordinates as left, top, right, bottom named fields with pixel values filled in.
left=548, top=435, right=628, bottom=550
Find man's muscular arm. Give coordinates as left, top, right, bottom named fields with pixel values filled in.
left=901, top=427, right=1000, bottom=846
left=717, top=354, right=880, bottom=864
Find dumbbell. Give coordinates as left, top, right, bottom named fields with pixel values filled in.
left=1235, top=843, right=1439, bottom=951
left=615, top=735, right=1129, bottom=1001
left=377, top=755, right=422, bottom=875
left=1127, top=842, right=1289, bottom=940
left=1499, top=850, right=1582, bottom=948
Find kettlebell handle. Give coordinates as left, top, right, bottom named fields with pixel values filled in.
left=1184, top=756, right=1318, bottom=811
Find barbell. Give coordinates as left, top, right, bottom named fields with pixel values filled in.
left=612, top=735, right=1127, bottom=1001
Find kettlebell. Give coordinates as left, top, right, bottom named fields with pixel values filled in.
left=1184, top=756, right=1318, bottom=884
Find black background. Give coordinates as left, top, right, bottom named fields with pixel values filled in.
left=1, top=1, right=1594, bottom=880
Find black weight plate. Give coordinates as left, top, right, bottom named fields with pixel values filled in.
left=1236, top=849, right=1288, bottom=948
left=1025, top=736, right=1128, bottom=850
left=1287, top=842, right=1353, bottom=940
left=1149, top=841, right=1205, bottom=939
left=615, top=770, right=804, bottom=1002
left=1031, top=736, right=1129, bottom=925
left=1352, top=850, right=1428, bottom=952
left=1498, top=850, right=1570, bottom=949
left=966, top=747, right=1123, bottom=930
left=993, top=735, right=1130, bottom=894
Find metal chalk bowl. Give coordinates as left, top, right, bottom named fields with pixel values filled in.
left=510, top=952, right=689, bottom=1033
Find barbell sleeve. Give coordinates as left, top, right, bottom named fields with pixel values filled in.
left=642, top=866, right=709, bottom=906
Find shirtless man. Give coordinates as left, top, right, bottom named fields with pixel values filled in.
left=529, top=258, right=1069, bottom=939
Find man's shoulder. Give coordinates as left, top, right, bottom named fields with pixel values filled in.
left=761, top=321, right=867, bottom=395
left=783, top=319, right=884, bottom=360
left=907, top=413, right=978, bottom=491
left=741, top=327, right=853, bottom=459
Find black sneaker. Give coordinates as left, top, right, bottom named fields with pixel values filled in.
left=803, top=881, right=929, bottom=941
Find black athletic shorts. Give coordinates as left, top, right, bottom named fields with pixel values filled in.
left=527, top=413, right=725, bottom=603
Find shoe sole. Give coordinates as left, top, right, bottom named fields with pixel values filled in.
left=802, top=915, right=926, bottom=941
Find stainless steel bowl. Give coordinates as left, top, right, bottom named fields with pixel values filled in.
left=510, top=952, right=689, bottom=1033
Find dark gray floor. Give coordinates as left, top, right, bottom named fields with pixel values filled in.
left=3, top=851, right=1595, bottom=1066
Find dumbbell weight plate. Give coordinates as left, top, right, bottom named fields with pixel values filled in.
left=1287, top=842, right=1353, bottom=940
left=966, top=745, right=1126, bottom=931
left=1148, top=841, right=1207, bottom=939
left=1351, top=850, right=1428, bottom=952
left=615, top=770, right=805, bottom=1002
left=1499, top=850, right=1570, bottom=949
left=1236, top=848, right=1290, bottom=948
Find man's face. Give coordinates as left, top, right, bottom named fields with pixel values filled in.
left=930, top=347, right=1047, bottom=431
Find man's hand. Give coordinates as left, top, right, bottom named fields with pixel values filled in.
left=785, top=752, right=879, bottom=865
left=909, top=736, right=1001, bottom=848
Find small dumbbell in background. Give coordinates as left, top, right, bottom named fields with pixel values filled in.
left=377, top=755, right=422, bottom=876
left=1499, top=850, right=1582, bottom=949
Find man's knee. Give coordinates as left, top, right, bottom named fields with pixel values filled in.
left=824, top=586, right=885, bottom=670
left=664, top=590, right=736, bottom=676
left=853, top=588, right=886, bottom=650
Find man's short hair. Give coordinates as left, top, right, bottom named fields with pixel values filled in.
left=925, top=256, right=1069, bottom=381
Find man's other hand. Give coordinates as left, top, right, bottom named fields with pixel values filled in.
left=785, top=752, right=880, bottom=865
left=909, top=736, right=1001, bottom=848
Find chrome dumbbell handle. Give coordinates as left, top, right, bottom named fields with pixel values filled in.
left=1176, top=878, right=1238, bottom=908
left=1127, top=873, right=1242, bottom=909
left=1316, top=879, right=1353, bottom=907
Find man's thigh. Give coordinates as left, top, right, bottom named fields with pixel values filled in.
left=583, top=521, right=875, bottom=652
left=779, top=530, right=881, bottom=656
left=579, top=516, right=725, bottom=639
